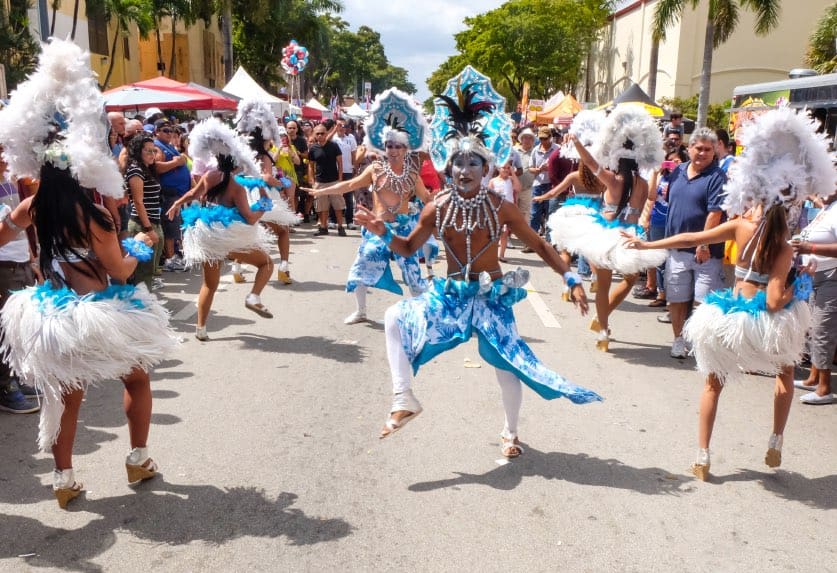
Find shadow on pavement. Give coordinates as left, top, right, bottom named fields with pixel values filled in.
left=210, top=333, right=367, bottom=363
left=606, top=341, right=697, bottom=371
left=3, top=480, right=353, bottom=572
left=711, top=468, right=837, bottom=510
left=277, top=280, right=346, bottom=293
left=408, top=446, right=693, bottom=495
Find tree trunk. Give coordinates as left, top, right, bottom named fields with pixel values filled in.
left=168, top=15, right=177, bottom=79
left=155, top=24, right=164, bottom=76
left=697, top=14, right=715, bottom=128
left=222, top=0, right=233, bottom=82
left=70, top=0, right=79, bottom=40
left=102, top=24, right=120, bottom=89
left=647, top=37, right=660, bottom=101
left=50, top=1, right=58, bottom=36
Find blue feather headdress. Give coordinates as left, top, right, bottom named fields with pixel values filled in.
left=363, top=88, right=428, bottom=154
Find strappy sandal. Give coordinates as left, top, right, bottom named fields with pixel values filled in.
left=53, top=469, right=83, bottom=509
left=501, top=435, right=524, bottom=458
left=380, top=390, right=422, bottom=439
left=648, top=298, right=667, bottom=308
left=245, top=295, right=273, bottom=318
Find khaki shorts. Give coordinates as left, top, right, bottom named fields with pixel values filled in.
left=314, top=181, right=346, bottom=213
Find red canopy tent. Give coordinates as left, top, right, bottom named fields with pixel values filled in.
left=130, top=77, right=238, bottom=110
left=103, top=84, right=215, bottom=111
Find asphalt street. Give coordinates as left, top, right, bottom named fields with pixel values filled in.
left=1, top=223, right=835, bottom=572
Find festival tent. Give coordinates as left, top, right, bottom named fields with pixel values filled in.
left=130, top=76, right=237, bottom=110
left=597, top=82, right=664, bottom=117
left=103, top=86, right=198, bottom=111
left=342, top=103, right=368, bottom=120
left=302, top=98, right=332, bottom=120
left=535, top=94, right=583, bottom=124
left=223, top=67, right=288, bottom=115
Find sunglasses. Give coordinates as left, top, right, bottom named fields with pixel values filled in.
left=385, top=143, right=405, bottom=150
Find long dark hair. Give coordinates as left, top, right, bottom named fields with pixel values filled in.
left=127, top=135, right=157, bottom=179
left=248, top=127, right=274, bottom=164
left=754, top=202, right=789, bottom=272
left=31, top=163, right=114, bottom=283
left=616, top=156, right=639, bottom=215
left=206, top=154, right=236, bottom=203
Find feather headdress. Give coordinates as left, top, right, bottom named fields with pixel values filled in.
left=188, top=117, right=259, bottom=177
left=595, top=106, right=663, bottom=172
left=234, top=99, right=282, bottom=144
left=429, top=66, right=513, bottom=170
left=723, top=108, right=836, bottom=215
left=0, top=38, right=123, bottom=198
left=364, top=87, right=428, bottom=153
left=562, top=110, right=606, bottom=161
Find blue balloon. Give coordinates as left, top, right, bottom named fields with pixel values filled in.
left=290, top=55, right=298, bottom=64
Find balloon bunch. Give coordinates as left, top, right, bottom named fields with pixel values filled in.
left=281, top=39, right=309, bottom=76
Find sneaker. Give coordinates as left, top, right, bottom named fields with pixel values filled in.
left=327, top=222, right=337, bottom=229
left=337, top=226, right=347, bottom=237
left=347, top=223, right=358, bottom=230
left=195, top=326, right=209, bottom=341
left=162, top=259, right=182, bottom=272
left=657, top=311, right=672, bottom=324
left=16, top=378, right=42, bottom=399
left=794, top=379, right=817, bottom=391
left=152, top=278, right=164, bottom=291
left=344, top=310, right=367, bottom=325
left=0, top=381, right=39, bottom=414
left=316, top=227, right=328, bottom=236
left=800, top=391, right=837, bottom=405
left=670, top=336, right=688, bottom=359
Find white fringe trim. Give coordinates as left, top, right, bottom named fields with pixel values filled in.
left=182, top=220, right=275, bottom=266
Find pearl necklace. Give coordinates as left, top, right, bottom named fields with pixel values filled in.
left=377, top=157, right=418, bottom=214
left=436, top=185, right=502, bottom=280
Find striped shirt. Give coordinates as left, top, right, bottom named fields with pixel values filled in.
left=126, top=164, right=162, bottom=224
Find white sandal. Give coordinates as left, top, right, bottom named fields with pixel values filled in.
left=379, top=390, right=423, bottom=439
left=500, top=433, right=524, bottom=458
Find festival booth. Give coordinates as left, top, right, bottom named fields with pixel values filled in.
left=302, top=98, right=332, bottom=120
left=342, top=102, right=368, bottom=120
left=223, top=67, right=288, bottom=116
left=535, top=94, right=583, bottom=125
left=597, top=82, right=664, bottom=117
left=129, top=76, right=237, bottom=110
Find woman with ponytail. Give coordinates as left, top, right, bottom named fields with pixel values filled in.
left=625, top=108, right=835, bottom=481
left=167, top=118, right=275, bottom=341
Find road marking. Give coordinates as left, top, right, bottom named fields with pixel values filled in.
left=172, top=301, right=197, bottom=322
left=524, top=281, right=561, bottom=328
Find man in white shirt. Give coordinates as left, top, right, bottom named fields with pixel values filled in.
left=332, top=120, right=358, bottom=227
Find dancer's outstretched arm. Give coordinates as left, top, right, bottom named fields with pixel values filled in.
left=623, top=219, right=739, bottom=250
left=302, top=165, right=374, bottom=197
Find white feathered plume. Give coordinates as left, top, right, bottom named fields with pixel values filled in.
left=234, top=99, right=282, bottom=143
left=188, top=117, right=259, bottom=176
left=562, top=110, right=606, bottom=160
left=723, top=108, right=836, bottom=215
left=596, top=106, right=664, bottom=171
left=0, top=38, right=123, bottom=198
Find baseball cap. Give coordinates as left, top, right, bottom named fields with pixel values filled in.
left=519, top=128, right=535, bottom=139
left=154, top=118, right=171, bottom=130
left=537, top=126, right=551, bottom=139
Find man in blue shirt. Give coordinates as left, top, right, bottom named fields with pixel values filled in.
left=153, top=119, right=191, bottom=270
left=664, top=128, right=727, bottom=358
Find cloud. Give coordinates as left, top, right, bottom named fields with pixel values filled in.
left=338, top=0, right=505, bottom=101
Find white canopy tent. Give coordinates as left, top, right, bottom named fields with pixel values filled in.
left=223, top=67, right=289, bottom=116
left=342, top=103, right=368, bottom=120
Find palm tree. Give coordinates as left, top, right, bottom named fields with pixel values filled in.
left=806, top=2, right=837, bottom=74
left=653, top=0, right=781, bottom=127
left=88, top=0, right=154, bottom=89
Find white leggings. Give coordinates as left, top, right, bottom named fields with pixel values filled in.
left=353, top=285, right=367, bottom=313
left=384, top=304, right=523, bottom=437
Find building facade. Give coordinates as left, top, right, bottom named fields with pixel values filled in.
left=584, top=0, right=832, bottom=105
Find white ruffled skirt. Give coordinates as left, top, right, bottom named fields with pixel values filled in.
left=181, top=204, right=275, bottom=267
left=0, top=282, right=178, bottom=450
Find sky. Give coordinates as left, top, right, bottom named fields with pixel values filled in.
left=337, top=0, right=506, bottom=101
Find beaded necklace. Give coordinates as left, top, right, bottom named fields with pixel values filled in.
left=435, top=185, right=502, bottom=280
left=374, top=156, right=419, bottom=215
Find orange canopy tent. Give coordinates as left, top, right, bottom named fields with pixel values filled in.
left=535, top=94, right=582, bottom=124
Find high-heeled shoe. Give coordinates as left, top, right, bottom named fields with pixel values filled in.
left=126, top=447, right=158, bottom=484
left=562, top=286, right=571, bottom=302
left=590, top=280, right=598, bottom=293
left=690, top=448, right=710, bottom=481
left=53, top=468, right=83, bottom=509
left=765, top=434, right=782, bottom=468
left=231, top=262, right=246, bottom=284
left=589, top=316, right=601, bottom=332
left=595, top=329, right=610, bottom=352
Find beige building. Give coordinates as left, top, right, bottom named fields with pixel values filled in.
left=585, top=0, right=832, bottom=105
left=23, top=1, right=223, bottom=90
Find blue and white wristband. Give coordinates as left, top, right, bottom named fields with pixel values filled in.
left=121, top=238, right=154, bottom=262
left=381, top=227, right=395, bottom=245
left=563, top=271, right=582, bottom=288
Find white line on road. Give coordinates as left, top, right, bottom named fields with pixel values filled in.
left=172, top=301, right=197, bottom=322
left=524, top=281, right=561, bottom=328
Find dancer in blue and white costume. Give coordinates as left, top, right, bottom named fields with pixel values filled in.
left=625, top=108, right=835, bottom=480
left=167, top=118, right=275, bottom=340
left=0, top=39, right=177, bottom=508
left=354, top=66, right=601, bottom=458
left=548, top=106, right=666, bottom=351
left=304, top=88, right=438, bottom=324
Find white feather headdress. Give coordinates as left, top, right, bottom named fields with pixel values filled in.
left=0, top=38, right=123, bottom=198
left=234, top=99, right=281, bottom=144
left=723, top=108, right=836, bottom=215
left=596, top=106, right=664, bottom=172
left=188, top=118, right=259, bottom=177
left=563, top=110, right=606, bottom=160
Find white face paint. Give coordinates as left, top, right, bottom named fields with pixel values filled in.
left=451, top=153, right=486, bottom=194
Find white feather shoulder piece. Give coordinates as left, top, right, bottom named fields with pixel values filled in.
left=188, top=117, right=260, bottom=176
left=596, top=106, right=663, bottom=172
left=235, top=99, right=281, bottom=143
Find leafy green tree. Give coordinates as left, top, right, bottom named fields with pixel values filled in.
left=659, top=94, right=730, bottom=130
left=427, top=0, right=610, bottom=107
left=0, top=0, right=38, bottom=91
left=653, top=0, right=781, bottom=127
left=87, top=0, right=155, bottom=88
left=806, top=2, right=837, bottom=74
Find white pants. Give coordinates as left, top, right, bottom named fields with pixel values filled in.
left=384, top=304, right=523, bottom=437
